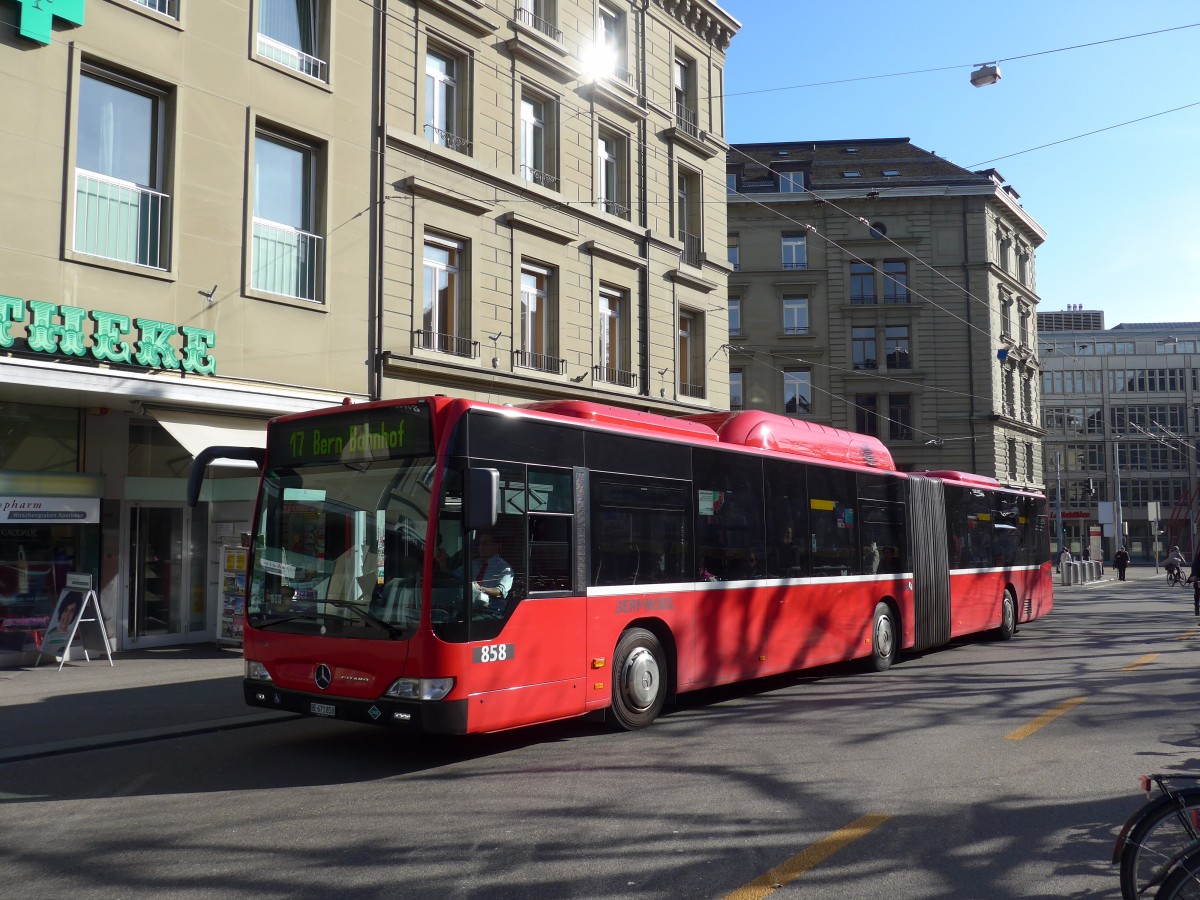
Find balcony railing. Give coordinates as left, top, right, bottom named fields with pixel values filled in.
left=257, top=32, right=327, bottom=81
left=424, top=124, right=472, bottom=154
left=679, top=382, right=706, bottom=400
left=594, top=365, right=636, bottom=388
left=74, top=169, right=170, bottom=270
left=251, top=217, right=323, bottom=303
left=783, top=325, right=810, bottom=335
left=513, top=3, right=563, bottom=42
left=674, top=102, right=700, bottom=140
left=514, top=349, right=567, bottom=374
left=130, top=0, right=177, bottom=16
left=413, top=329, right=479, bottom=358
left=601, top=197, right=630, bottom=219
left=883, top=293, right=910, bottom=305
left=521, top=165, right=559, bottom=190
left=782, top=261, right=808, bottom=271
left=679, top=231, right=702, bottom=267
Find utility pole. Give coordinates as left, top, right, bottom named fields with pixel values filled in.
left=1113, top=438, right=1124, bottom=559
left=1055, top=450, right=1065, bottom=556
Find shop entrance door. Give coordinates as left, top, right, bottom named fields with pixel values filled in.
left=126, top=504, right=209, bottom=647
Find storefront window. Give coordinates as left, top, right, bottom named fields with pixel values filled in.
left=0, top=402, right=79, bottom=471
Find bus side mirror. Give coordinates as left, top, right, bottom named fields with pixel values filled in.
left=465, top=468, right=499, bottom=532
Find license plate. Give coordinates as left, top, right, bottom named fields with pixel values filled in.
left=310, top=702, right=336, bottom=717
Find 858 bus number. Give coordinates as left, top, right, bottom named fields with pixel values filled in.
left=473, top=644, right=515, bottom=664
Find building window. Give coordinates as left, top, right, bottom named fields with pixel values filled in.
left=597, top=3, right=630, bottom=85
left=596, top=286, right=633, bottom=386
left=1019, top=305, right=1031, bottom=346
left=885, top=325, right=910, bottom=369
left=677, top=166, right=702, bottom=266
left=778, top=170, right=806, bottom=192
left=998, top=228, right=1011, bottom=271
left=1019, top=250, right=1030, bottom=286
left=419, top=234, right=473, bottom=357
left=251, top=131, right=323, bottom=303
left=1008, top=438, right=1018, bottom=480
left=1001, top=295, right=1013, bottom=338
left=518, top=262, right=561, bottom=372
left=1002, top=367, right=1016, bottom=418
left=784, top=369, right=811, bottom=415
left=673, top=54, right=698, bottom=139
left=520, top=91, right=557, bottom=189
left=726, top=169, right=739, bottom=194
left=781, top=233, right=807, bottom=270
left=1021, top=374, right=1034, bottom=422
left=730, top=370, right=743, bottom=409
left=855, top=394, right=878, bottom=436
left=74, top=67, right=170, bottom=271
left=515, top=0, right=561, bottom=40
left=888, top=395, right=912, bottom=440
left=852, top=326, right=877, bottom=370
left=850, top=262, right=874, bottom=304
left=129, top=0, right=178, bottom=17
left=882, top=261, right=908, bottom=304
left=726, top=234, right=739, bottom=271
left=257, top=0, right=328, bottom=82
left=597, top=127, right=629, bottom=218
left=1025, top=441, right=1035, bottom=481
left=425, top=47, right=470, bottom=153
left=728, top=297, right=741, bottom=336
left=782, top=296, right=808, bottom=335
left=678, top=310, right=705, bottom=399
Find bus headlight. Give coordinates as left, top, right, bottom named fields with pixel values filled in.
left=385, top=677, right=455, bottom=701
left=245, top=660, right=273, bottom=682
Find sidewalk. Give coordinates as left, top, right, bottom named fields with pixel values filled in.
left=0, top=645, right=296, bottom=763
left=1051, top=562, right=1174, bottom=596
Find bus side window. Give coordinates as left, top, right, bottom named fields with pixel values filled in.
left=764, top=459, right=809, bottom=578
left=590, top=477, right=691, bottom=587
left=527, top=468, right=572, bottom=593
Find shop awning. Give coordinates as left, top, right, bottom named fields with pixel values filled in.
left=148, top=409, right=268, bottom=460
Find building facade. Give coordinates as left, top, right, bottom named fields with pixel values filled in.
left=1038, top=315, right=1200, bottom=561
left=378, top=0, right=738, bottom=409
left=0, top=0, right=376, bottom=664
left=726, top=138, right=1046, bottom=486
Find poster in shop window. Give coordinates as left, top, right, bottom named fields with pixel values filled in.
left=217, top=546, right=247, bottom=647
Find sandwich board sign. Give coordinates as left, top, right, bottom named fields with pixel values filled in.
left=35, top=573, right=113, bottom=670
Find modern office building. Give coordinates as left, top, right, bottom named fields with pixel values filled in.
left=726, top=137, right=1046, bottom=485
left=1038, top=314, right=1200, bottom=560
left=379, top=0, right=738, bottom=410
left=0, top=0, right=376, bottom=664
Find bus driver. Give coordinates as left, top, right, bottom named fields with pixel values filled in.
left=471, top=532, right=513, bottom=614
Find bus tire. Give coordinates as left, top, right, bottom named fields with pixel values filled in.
left=611, top=627, right=666, bottom=730
left=869, top=602, right=897, bottom=672
left=995, top=589, right=1017, bottom=641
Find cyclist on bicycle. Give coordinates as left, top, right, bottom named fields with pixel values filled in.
left=1166, top=546, right=1186, bottom=584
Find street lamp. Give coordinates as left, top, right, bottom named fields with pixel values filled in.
left=970, top=63, right=1002, bottom=87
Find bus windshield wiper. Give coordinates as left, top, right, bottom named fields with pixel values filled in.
left=254, top=613, right=318, bottom=630
left=321, top=600, right=404, bottom=639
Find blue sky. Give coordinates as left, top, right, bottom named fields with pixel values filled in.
left=719, top=0, right=1200, bottom=328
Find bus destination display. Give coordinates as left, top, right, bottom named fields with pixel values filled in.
left=268, top=405, right=433, bottom=467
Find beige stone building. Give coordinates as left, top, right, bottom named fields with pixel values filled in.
left=379, top=0, right=738, bottom=409
left=0, top=0, right=375, bottom=662
left=726, top=137, right=1046, bottom=486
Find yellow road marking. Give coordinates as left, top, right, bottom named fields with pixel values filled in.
left=1122, top=653, right=1160, bottom=671
left=1178, top=628, right=1199, bottom=642
left=1005, top=696, right=1086, bottom=741
left=724, top=813, right=890, bottom=900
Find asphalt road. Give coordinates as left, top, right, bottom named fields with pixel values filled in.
left=2, top=574, right=1197, bottom=899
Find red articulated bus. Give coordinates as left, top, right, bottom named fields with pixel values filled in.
left=190, top=396, right=1053, bottom=734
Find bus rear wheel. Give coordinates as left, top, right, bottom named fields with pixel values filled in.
left=995, top=589, right=1017, bottom=641
left=611, top=628, right=666, bottom=730
left=869, top=602, right=897, bottom=672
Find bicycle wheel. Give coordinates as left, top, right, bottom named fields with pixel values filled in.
left=1117, top=787, right=1200, bottom=900
left=1153, top=843, right=1200, bottom=900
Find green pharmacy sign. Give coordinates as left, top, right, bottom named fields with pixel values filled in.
left=1, top=295, right=217, bottom=375
left=7, top=0, right=85, bottom=45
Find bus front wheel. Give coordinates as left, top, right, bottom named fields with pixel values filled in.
left=869, top=602, right=897, bottom=672
left=611, top=628, right=666, bottom=730
left=995, top=589, right=1017, bottom=641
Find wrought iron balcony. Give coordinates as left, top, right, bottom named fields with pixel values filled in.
left=513, top=3, right=563, bottom=42
left=251, top=217, right=324, bottom=303
left=514, top=349, right=567, bottom=374
left=413, top=329, right=479, bottom=359
left=679, top=382, right=706, bottom=400
left=74, top=169, right=170, bottom=270
left=600, top=197, right=630, bottom=219
left=674, top=102, right=700, bottom=140
left=783, top=325, right=810, bottom=335
left=782, top=261, right=808, bottom=271
left=521, top=165, right=559, bottom=190
left=593, top=365, right=636, bottom=388
left=424, top=125, right=472, bottom=154
left=679, top=231, right=702, bottom=267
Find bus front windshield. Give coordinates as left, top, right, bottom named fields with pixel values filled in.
left=247, top=406, right=436, bottom=640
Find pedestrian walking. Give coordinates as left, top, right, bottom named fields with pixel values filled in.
left=1114, top=545, right=1130, bottom=581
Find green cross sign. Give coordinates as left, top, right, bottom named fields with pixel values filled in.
left=8, top=0, right=85, bottom=45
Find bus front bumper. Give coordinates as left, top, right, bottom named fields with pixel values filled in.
left=244, top=680, right=469, bottom=734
